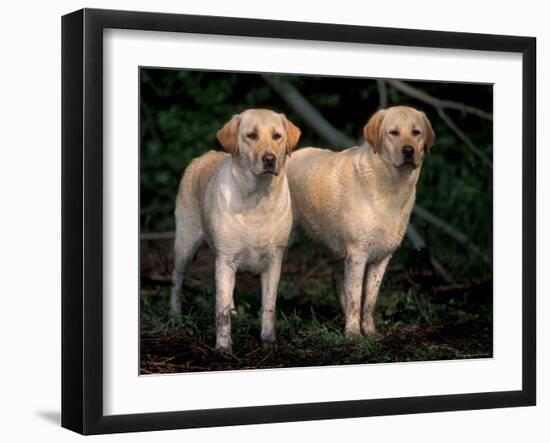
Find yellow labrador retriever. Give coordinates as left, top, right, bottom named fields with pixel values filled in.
left=288, top=106, right=434, bottom=338
left=170, top=109, right=301, bottom=352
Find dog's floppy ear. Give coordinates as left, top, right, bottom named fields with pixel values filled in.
left=420, top=111, right=435, bottom=153
left=363, top=109, right=386, bottom=154
left=281, top=114, right=301, bottom=157
left=217, top=114, right=241, bottom=157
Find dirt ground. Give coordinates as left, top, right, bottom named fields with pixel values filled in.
left=140, top=237, right=493, bottom=374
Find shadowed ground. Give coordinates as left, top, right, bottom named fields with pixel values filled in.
left=140, top=238, right=492, bottom=374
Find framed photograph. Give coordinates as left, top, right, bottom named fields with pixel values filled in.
left=62, top=8, right=536, bottom=435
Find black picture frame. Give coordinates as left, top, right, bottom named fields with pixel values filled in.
left=61, top=8, right=536, bottom=435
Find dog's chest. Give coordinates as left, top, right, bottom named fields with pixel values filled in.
left=211, top=202, right=292, bottom=273
left=365, top=220, right=405, bottom=260
left=348, top=199, right=410, bottom=260
left=231, top=219, right=291, bottom=272
left=232, top=245, right=279, bottom=273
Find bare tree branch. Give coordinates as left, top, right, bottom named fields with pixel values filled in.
left=406, top=224, right=426, bottom=249
left=406, top=225, right=452, bottom=281
left=386, top=79, right=493, bottom=121
left=436, top=108, right=492, bottom=168
left=261, top=74, right=355, bottom=147
left=376, top=79, right=388, bottom=109
left=141, top=231, right=175, bottom=240
left=412, top=205, right=491, bottom=264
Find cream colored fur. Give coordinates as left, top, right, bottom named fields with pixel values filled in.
left=287, top=106, right=434, bottom=337
left=170, top=109, right=301, bottom=352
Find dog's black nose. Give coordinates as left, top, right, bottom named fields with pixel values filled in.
left=402, top=145, right=415, bottom=158
left=262, top=152, right=276, bottom=168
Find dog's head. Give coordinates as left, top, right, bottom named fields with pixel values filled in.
left=363, top=106, right=435, bottom=173
left=217, top=109, right=301, bottom=177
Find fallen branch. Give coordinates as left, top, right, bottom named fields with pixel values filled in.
left=437, top=108, right=492, bottom=169
left=406, top=224, right=426, bottom=249
left=141, top=276, right=203, bottom=293
left=376, top=79, right=388, bottom=109
left=386, top=79, right=493, bottom=121
left=407, top=225, right=454, bottom=283
left=412, top=205, right=491, bottom=265
left=141, top=231, right=175, bottom=240
left=261, top=74, right=355, bottom=147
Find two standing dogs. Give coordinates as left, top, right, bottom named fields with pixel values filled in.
left=170, top=107, right=434, bottom=352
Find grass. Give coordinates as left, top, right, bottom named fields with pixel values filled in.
left=140, top=255, right=493, bottom=374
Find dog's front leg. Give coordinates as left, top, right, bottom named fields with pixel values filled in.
left=362, top=255, right=391, bottom=336
left=260, top=252, right=283, bottom=349
left=215, top=258, right=236, bottom=353
left=343, top=251, right=368, bottom=338
left=331, top=259, right=346, bottom=314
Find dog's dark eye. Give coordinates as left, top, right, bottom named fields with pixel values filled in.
left=246, top=132, right=258, bottom=140
left=272, top=133, right=282, bottom=140
left=389, top=129, right=399, bottom=136
left=412, top=129, right=421, bottom=136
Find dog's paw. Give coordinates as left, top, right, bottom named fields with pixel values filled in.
left=215, top=344, right=233, bottom=355
left=261, top=331, right=277, bottom=351
left=262, top=342, right=276, bottom=352
left=361, top=322, right=379, bottom=337
left=261, top=339, right=277, bottom=352
left=344, top=330, right=363, bottom=340
left=344, top=326, right=363, bottom=340
left=215, top=336, right=233, bottom=354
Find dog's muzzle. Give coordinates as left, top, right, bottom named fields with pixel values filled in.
left=395, top=145, right=417, bottom=169
left=262, top=152, right=278, bottom=175
left=402, top=145, right=415, bottom=161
